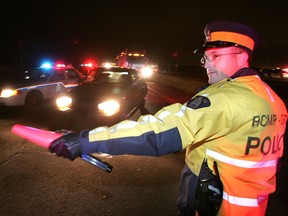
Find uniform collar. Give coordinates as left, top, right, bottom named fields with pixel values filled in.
left=198, top=68, right=259, bottom=92
left=230, top=67, right=259, bottom=79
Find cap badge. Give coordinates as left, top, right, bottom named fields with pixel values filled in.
left=205, top=30, right=211, bottom=42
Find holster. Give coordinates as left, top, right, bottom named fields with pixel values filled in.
left=194, top=159, right=223, bottom=216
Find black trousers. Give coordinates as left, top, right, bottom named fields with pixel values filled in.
left=177, top=164, right=198, bottom=216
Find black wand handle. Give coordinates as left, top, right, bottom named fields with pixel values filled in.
left=81, top=154, right=113, bottom=173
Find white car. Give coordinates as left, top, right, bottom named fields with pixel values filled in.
left=0, top=64, right=86, bottom=107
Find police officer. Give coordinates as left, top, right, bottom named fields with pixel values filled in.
left=49, top=21, right=287, bottom=216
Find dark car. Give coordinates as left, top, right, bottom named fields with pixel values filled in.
left=56, top=67, right=148, bottom=122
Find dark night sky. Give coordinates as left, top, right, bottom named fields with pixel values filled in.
left=1, top=0, right=288, bottom=68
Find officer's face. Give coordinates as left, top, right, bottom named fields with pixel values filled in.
left=202, top=47, right=243, bottom=84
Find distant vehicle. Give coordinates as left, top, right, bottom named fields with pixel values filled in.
left=0, top=63, right=87, bottom=107
left=259, top=68, right=288, bottom=79
left=56, top=67, right=148, bottom=123
left=116, top=49, right=157, bottom=78
left=78, top=60, right=98, bottom=76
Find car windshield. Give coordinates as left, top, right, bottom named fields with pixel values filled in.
left=93, top=71, right=131, bottom=83
left=25, top=68, right=53, bottom=81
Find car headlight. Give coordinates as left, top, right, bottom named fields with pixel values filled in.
left=0, top=89, right=21, bottom=98
left=141, top=66, right=153, bottom=78
left=56, top=96, right=72, bottom=111
left=98, top=100, right=120, bottom=116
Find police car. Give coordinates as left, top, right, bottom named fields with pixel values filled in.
left=0, top=63, right=86, bottom=107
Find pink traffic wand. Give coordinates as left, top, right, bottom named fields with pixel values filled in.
left=11, top=124, right=113, bottom=173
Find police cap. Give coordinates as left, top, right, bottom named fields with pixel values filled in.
left=194, top=20, right=260, bottom=54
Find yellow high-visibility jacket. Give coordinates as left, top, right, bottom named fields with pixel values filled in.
left=79, top=74, right=287, bottom=215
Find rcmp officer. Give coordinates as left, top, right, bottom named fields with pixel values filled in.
left=49, top=21, right=287, bottom=216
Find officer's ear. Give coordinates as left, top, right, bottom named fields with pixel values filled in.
left=238, top=51, right=249, bottom=66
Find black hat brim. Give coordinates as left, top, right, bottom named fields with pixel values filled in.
left=194, top=41, right=238, bottom=54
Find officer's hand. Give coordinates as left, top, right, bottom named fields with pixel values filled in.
left=49, top=132, right=81, bottom=161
